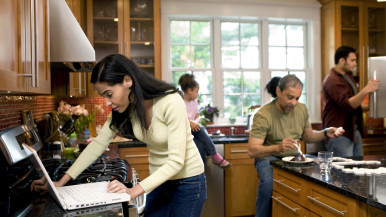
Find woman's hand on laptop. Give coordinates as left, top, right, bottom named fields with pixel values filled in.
left=31, top=176, right=48, bottom=192
left=107, top=180, right=145, bottom=201
left=107, top=180, right=129, bottom=194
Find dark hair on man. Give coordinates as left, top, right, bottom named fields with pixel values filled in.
left=334, top=45, right=356, bottom=65
left=90, top=54, right=178, bottom=137
left=265, top=77, right=281, bottom=98
left=276, top=74, right=303, bottom=96
left=178, top=73, right=198, bottom=92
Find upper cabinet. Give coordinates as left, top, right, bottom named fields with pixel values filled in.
left=0, top=0, right=50, bottom=94
left=319, top=0, right=386, bottom=89
left=86, top=0, right=161, bottom=79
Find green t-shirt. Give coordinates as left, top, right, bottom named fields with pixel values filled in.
left=250, top=99, right=311, bottom=157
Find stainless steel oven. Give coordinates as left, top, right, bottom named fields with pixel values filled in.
left=0, top=125, right=145, bottom=217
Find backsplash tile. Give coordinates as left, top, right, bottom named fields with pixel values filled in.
left=0, top=95, right=108, bottom=132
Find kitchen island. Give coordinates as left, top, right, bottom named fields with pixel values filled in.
left=271, top=155, right=386, bottom=216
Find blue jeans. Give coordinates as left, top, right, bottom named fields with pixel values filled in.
left=324, top=129, right=363, bottom=157
left=143, top=173, right=207, bottom=217
left=254, top=156, right=281, bottom=217
left=192, top=126, right=217, bottom=164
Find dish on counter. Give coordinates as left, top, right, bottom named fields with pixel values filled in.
left=282, top=156, right=314, bottom=164
left=209, top=133, right=225, bottom=137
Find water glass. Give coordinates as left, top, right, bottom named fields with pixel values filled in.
left=318, top=151, right=333, bottom=173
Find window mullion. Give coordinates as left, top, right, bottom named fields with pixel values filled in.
left=213, top=18, right=223, bottom=111
left=262, top=20, right=271, bottom=104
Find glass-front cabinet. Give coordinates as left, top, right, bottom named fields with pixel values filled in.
left=367, top=4, right=386, bottom=58
left=339, top=2, right=386, bottom=86
left=320, top=0, right=386, bottom=89
left=87, top=0, right=160, bottom=78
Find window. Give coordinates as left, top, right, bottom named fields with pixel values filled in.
left=221, top=22, right=261, bottom=118
left=169, top=19, right=308, bottom=119
left=268, top=24, right=307, bottom=104
left=170, top=20, right=213, bottom=106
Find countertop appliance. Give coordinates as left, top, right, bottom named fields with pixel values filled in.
left=0, top=125, right=144, bottom=217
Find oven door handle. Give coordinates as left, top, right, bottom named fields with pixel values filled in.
left=137, top=193, right=146, bottom=215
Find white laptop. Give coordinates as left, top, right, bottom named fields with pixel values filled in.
left=23, top=144, right=131, bottom=210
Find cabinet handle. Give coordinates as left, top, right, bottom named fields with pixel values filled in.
left=31, top=0, right=38, bottom=88
left=273, top=179, right=300, bottom=193
left=271, top=196, right=298, bottom=213
left=307, top=196, right=346, bottom=216
left=124, top=154, right=149, bottom=158
left=231, top=150, right=248, bottom=153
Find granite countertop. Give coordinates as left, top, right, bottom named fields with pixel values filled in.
left=114, top=134, right=250, bottom=148
left=270, top=155, right=386, bottom=211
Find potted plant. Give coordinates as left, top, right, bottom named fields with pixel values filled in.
left=199, top=104, right=220, bottom=126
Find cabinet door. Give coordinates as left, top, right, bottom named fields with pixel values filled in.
left=87, top=0, right=124, bottom=62
left=119, top=147, right=150, bottom=181
left=338, top=1, right=364, bottom=86
left=224, top=143, right=258, bottom=217
left=127, top=0, right=161, bottom=79
left=0, top=0, right=24, bottom=92
left=69, top=72, right=88, bottom=97
left=273, top=167, right=306, bottom=205
left=365, top=3, right=386, bottom=87
left=28, top=0, right=50, bottom=94
left=306, top=182, right=358, bottom=217
left=272, top=191, right=316, bottom=217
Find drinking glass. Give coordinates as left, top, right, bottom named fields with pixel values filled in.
left=318, top=151, right=333, bottom=173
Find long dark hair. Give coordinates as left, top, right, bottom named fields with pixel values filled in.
left=91, top=54, right=178, bottom=137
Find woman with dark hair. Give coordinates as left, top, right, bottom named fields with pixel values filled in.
left=265, top=76, right=281, bottom=98
left=54, top=54, right=207, bottom=217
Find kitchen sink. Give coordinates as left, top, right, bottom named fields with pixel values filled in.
left=211, top=134, right=249, bottom=142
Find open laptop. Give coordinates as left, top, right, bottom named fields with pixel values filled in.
left=23, top=144, right=131, bottom=210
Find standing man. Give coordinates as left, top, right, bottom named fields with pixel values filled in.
left=247, top=75, right=343, bottom=217
left=322, top=46, right=380, bottom=157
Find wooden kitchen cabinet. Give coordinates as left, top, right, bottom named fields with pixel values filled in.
left=224, top=143, right=258, bottom=217
left=307, top=181, right=358, bottom=217
left=119, top=146, right=150, bottom=181
left=272, top=191, right=320, bottom=217
left=65, top=0, right=86, bottom=30
left=86, top=0, right=161, bottom=79
left=319, top=0, right=386, bottom=89
left=0, top=0, right=50, bottom=94
left=272, top=167, right=384, bottom=217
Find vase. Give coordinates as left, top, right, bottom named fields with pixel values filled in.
left=76, top=129, right=90, bottom=152
left=204, top=114, right=214, bottom=124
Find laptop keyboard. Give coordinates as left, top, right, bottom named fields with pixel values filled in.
left=60, top=185, right=101, bottom=202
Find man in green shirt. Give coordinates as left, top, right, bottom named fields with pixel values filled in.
left=247, top=75, right=343, bottom=217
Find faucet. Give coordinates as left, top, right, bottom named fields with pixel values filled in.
left=230, top=127, right=234, bottom=135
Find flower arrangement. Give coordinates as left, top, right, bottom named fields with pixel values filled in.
left=199, top=104, right=220, bottom=126
left=57, top=101, right=104, bottom=136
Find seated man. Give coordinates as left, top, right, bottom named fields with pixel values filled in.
left=247, top=75, right=343, bottom=217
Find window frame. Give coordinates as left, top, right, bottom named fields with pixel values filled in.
left=168, top=18, right=310, bottom=119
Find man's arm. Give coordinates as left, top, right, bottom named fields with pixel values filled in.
left=301, top=126, right=344, bottom=143
left=247, top=137, right=297, bottom=158
left=348, top=77, right=379, bottom=109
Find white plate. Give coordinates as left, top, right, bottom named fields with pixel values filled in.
left=282, top=156, right=314, bottom=164
left=209, top=133, right=225, bottom=137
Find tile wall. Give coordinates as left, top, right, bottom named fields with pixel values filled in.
left=0, top=95, right=383, bottom=137
left=0, top=95, right=108, bottom=132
